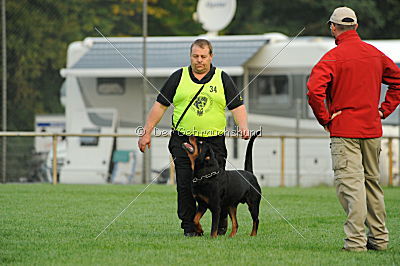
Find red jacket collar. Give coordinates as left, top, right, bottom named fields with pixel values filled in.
left=335, top=30, right=361, bottom=45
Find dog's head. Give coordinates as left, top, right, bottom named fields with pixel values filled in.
left=182, top=137, right=220, bottom=181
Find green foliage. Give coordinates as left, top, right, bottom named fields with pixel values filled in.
left=5, top=1, right=68, bottom=130
left=227, top=0, right=400, bottom=38
left=3, top=137, right=35, bottom=181
left=1, top=0, right=400, bottom=131
left=150, top=0, right=202, bottom=36
left=0, top=185, right=399, bottom=264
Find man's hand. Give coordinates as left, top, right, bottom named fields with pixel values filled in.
left=137, top=102, right=168, bottom=152
left=379, top=110, right=384, bottom=119
left=239, top=127, right=250, bottom=140
left=138, top=132, right=151, bottom=152
left=331, top=110, right=342, bottom=120
left=324, top=111, right=342, bottom=133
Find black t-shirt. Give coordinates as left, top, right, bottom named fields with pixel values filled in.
left=156, top=65, right=243, bottom=110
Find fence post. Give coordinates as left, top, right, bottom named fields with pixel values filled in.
left=52, top=134, right=58, bottom=185
left=1, top=0, right=7, bottom=184
left=280, top=136, right=285, bottom=187
left=388, top=137, right=393, bottom=187
left=295, top=99, right=301, bottom=186
left=1, top=136, right=5, bottom=183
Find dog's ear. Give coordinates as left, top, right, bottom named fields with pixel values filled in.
left=197, top=142, right=208, bottom=162
left=207, top=146, right=216, bottom=161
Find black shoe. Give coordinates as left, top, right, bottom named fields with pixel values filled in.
left=184, top=232, right=201, bottom=237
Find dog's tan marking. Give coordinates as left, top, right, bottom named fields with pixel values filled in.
left=250, top=221, right=258, bottom=236
left=228, top=206, right=238, bottom=237
left=193, top=211, right=205, bottom=235
left=185, top=136, right=199, bottom=170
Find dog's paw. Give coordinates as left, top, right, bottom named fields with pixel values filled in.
left=217, top=227, right=227, bottom=235
left=195, top=229, right=204, bottom=236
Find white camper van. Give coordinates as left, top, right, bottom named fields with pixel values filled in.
left=58, top=34, right=400, bottom=186
left=34, top=114, right=66, bottom=182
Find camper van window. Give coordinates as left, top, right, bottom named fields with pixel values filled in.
left=97, top=78, right=125, bottom=95
left=250, top=75, right=290, bottom=108
left=80, top=128, right=100, bottom=146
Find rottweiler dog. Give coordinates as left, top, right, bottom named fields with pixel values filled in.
left=182, top=131, right=261, bottom=238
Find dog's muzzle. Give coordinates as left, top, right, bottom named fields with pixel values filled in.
left=182, top=142, right=194, bottom=154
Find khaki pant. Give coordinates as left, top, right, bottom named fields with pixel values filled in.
left=331, top=137, right=389, bottom=251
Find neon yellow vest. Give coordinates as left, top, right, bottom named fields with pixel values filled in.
left=173, top=67, right=226, bottom=137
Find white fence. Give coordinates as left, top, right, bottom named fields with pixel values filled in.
left=0, top=132, right=398, bottom=186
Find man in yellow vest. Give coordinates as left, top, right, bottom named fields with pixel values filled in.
left=138, top=39, right=250, bottom=236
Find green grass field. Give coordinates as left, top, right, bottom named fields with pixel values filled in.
left=1, top=184, right=399, bottom=265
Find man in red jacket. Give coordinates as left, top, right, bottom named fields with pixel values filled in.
left=307, top=6, right=400, bottom=251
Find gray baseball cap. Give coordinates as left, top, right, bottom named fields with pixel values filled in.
left=329, top=7, right=357, bottom=25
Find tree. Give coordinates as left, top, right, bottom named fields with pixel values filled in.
left=2, top=0, right=400, bottom=132
left=226, top=0, right=400, bottom=39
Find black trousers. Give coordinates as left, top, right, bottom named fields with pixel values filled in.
left=168, top=131, right=227, bottom=233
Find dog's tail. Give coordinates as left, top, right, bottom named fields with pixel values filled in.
left=244, top=130, right=261, bottom=173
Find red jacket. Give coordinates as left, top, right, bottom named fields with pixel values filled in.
left=307, top=30, right=400, bottom=138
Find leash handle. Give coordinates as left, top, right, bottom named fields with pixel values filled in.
left=172, top=84, right=205, bottom=130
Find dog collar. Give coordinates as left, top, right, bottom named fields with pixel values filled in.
left=192, top=170, right=220, bottom=183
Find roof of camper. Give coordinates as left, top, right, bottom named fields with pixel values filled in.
left=60, top=34, right=288, bottom=77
